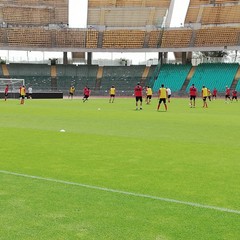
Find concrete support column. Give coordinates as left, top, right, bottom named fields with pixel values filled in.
left=87, top=52, right=92, bottom=65
left=158, top=52, right=163, bottom=65
left=182, top=52, right=187, bottom=64
left=63, top=52, right=68, bottom=65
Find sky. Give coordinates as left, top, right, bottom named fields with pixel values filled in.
left=170, top=0, right=190, bottom=27
left=0, top=0, right=190, bottom=64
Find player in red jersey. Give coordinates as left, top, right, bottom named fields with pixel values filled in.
left=232, top=89, right=238, bottom=102
left=225, top=86, right=231, bottom=103
left=212, top=88, right=217, bottom=100
left=189, top=84, right=197, bottom=108
left=4, top=84, right=9, bottom=101
left=134, top=82, right=143, bottom=110
left=83, top=86, right=90, bottom=102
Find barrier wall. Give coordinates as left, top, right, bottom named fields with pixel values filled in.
left=0, top=92, right=63, bottom=99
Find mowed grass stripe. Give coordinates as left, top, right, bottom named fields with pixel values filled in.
left=1, top=170, right=240, bottom=215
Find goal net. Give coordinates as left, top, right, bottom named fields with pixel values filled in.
left=0, top=78, right=25, bottom=92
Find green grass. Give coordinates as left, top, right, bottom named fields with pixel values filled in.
left=0, top=97, right=240, bottom=240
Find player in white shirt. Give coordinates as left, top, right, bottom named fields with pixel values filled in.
left=166, top=87, right=171, bottom=103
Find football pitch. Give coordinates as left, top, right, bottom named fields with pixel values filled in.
left=0, top=97, right=240, bottom=239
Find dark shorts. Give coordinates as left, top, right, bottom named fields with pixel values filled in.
left=147, top=95, right=152, bottom=99
left=190, top=95, right=196, bottom=100
left=84, top=95, right=89, bottom=99
left=4, top=93, right=8, bottom=97
left=232, top=96, right=237, bottom=99
left=110, top=94, right=115, bottom=97
left=69, top=92, right=73, bottom=96
left=135, top=96, right=142, bottom=102
left=225, top=95, right=230, bottom=98
left=203, top=97, right=207, bottom=101
left=212, top=94, right=216, bottom=97
left=20, top=95, right=25, bottom=99
left=168, top=95, right=171, bottom=99
left=159, top=98, right=166, bottom=104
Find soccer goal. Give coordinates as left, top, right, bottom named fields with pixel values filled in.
left=0, top=78, right=25, bottom=92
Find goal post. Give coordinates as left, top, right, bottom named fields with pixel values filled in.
left=0, top=78, right=25, bottom=93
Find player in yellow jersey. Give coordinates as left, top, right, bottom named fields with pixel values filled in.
left=146, top=86, right=152, bottom=104
left=19, top=85, right=26, bottom=105
left=207, top=88, right=212, bottom=101
left=109, top=85, right=116, bottom=103
left=202, top=85, right=208, bottom=108
left=68, top=85, right=75, bottom=99
left=157, top=84, right=168, bottom=111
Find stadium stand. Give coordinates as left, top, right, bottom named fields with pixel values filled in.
left=24, top=76, right=52, bottom=91
left=102, top=30, right=145, bottom=49
left=0, top=28, right=5, bottom=46
left=51, top=65, right=57, bottom=78
left=88, top=0, right=171, bottom=8
left=231, top=65, right=240, bottom=89
left=87, top=0, right=170, bottom=27
left=86, top=30, right=98, bottom=48
left=87, top=8, right=167, bottom=28
left=6, top=27, right=52, bottom=48
left=235, top=79, right=240, bottom=91
left=148, top=30, right=162, bottom=48
left=100, top=65, right=150, bottom=93
left=214, top=0, right=239, bottom=3
left=7, top=63, right=51, bottom=76
left=194, top=27, right=240, bottom=47
left=185, top=0, right=240, bottom=25
left=2, top=63, right=51, bottom=91
left=1, top=6, right=54, bottom=26
left=56, top=65, right=99, bottom=93
left=55, top=29, right=86, bottom=48
left=161, top=29, right=193, bottom=48
left=56, top=65, right=99, bottom=78
left=201, top=5, right=240, bottom=25
left=0, top=64, right=3, bottom=76
left=153, top=64, right=192, bottom=92
left=185, top=7, right=199, bottom=24
left=0, top=0, right=68, bottom=25
left=186, top=63, right=239, bottom=92
left=1, top=63, right=9, bottom=77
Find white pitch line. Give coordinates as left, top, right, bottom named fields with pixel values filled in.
left=1, top=170, right=240, bottom=215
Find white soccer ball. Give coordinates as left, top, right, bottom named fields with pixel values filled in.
left=98, top=108, right=101, bottom=110
left=60, top=129, right=65, bottom=132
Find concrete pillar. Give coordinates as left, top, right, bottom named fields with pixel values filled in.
left=158, top=52, right=163, bottom=65
left=87, top=52, right=92, bottom=65
left=182, top=52, right=187, bottom=64
left=63, top=52, right=68, bottom=65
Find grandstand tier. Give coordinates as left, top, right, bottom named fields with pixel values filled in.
left=153, top=64, right=192, bottom=92
left=0, top=0, right=239, bottom=52
left=1, top=63, right=240, bottom=96
left=186, top=63, right=239, bottom=92
left=0, top=1, right=68, bottom=25
left=194, top=27, right=240, bottom=47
